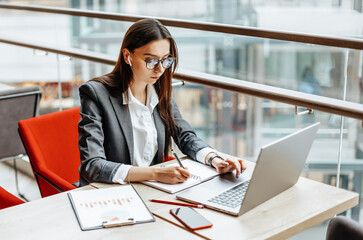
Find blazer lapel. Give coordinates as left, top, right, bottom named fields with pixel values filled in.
left=153, top=107, right=165, bottom=164
left=109, top=95, right=134, bottom=165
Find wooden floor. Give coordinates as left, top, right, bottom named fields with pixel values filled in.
left=0, top=160, right=41, bottom=202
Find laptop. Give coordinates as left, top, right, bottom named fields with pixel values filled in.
left=176, top=122, right=320, bottom=216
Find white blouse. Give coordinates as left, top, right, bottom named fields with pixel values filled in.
left=112, top=84, right=214, bottom=184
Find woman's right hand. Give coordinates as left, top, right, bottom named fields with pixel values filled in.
left=153, top=166, right=190, bottom=184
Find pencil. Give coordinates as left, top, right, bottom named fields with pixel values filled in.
left=150, top=199, right=205, bottom=209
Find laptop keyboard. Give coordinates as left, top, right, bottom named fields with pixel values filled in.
left=208, top=180, right=250, bottom=208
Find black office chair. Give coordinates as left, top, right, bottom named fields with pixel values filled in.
left=326, top=216, right=363, bottom=240
left=0, top=85, right=41, bottom=201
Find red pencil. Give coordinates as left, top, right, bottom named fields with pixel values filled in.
left=150, top=199, right=205, bottom=209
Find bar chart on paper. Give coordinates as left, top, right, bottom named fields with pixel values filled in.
left=78, top=196, right=135, bottom=221
left=68, top=185, right=154, bottom=230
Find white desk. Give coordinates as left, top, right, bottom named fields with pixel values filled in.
left=92, top=159, right=359, bottom=240
left=0, top=159, right=358, bottom=240
left=148, top=177, right=357, bottom=240
left=0, top=185, right=202, bottom=240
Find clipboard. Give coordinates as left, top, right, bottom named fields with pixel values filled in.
left=68, top=185, right=155, bottom=231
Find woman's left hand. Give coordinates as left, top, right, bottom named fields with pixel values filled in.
left=212, top=157, right=246, bottom=178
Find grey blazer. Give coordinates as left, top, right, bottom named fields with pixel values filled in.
left=78, top=81, right=209, bottom=186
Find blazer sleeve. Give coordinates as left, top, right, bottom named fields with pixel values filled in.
left=78, top=82, right=121, bottom=184
left=171, top=98, right=210, bottom=160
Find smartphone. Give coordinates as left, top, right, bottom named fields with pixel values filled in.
left=170, top=207, right=213, bottom=231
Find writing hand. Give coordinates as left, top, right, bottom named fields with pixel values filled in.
left=154, top=166, right=190, bottom=184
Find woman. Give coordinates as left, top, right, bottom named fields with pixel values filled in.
left=78, top=19, right=245, bottom=187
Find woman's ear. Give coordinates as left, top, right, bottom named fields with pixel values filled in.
left=123, top=48, right=132, bottom=66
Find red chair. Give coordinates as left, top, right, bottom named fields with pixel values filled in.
left=163, top=156, right=175, bottom=162
left=0, top=186, right=24, bottom=210
left=18, top=107, right=81, bottom=198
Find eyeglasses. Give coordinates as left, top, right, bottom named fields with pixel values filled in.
left=132, top=53, right=175, bottom=70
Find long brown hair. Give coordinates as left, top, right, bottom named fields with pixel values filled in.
left=94, top=18, right=179, bottom=157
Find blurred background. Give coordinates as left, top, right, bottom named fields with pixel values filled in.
left=0, top=1, right=362, bottom=238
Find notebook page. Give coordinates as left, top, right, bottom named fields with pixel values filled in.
left=142, top=159, right=219, bottom=194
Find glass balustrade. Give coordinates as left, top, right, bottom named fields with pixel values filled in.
left=0, top=1, right=362, bottom=239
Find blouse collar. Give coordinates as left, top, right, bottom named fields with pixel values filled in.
left=122, top=84, right=159, bottom=113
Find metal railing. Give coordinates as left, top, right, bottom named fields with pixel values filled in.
left=0, top=3, right=362, bottom=50
left=1, top=37, right=362, bottom=122
left=0, top=2, right=362, bottom=121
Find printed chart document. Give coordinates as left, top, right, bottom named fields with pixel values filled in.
left=142, top=159, right=219, bottom=194
left=68, top=185, right=155, bottom=230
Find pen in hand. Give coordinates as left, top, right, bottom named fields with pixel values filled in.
left=171, top=137, right=185, bottom=169
left=171, top=147, right=185, bottom=169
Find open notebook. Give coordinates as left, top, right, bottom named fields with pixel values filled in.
left=142, top=159, right=219, bottom=194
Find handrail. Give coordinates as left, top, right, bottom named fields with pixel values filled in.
left=177, top=69, right=363, bottom=121
left=1, top=37, right=362, bottom=121
left=0, top=3, right=362, bottom=50
left=0, top=38, right=115, bottom=66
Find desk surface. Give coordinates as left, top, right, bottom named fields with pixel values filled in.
left=0, top=160, right=359, bottom=240
left=0, top=185, right=202, bottom=240
left=151, top=178, right=357, bottom=240
left=92, top=159, right=359, bottom=240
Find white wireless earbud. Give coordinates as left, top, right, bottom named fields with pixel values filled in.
left=128, top=56, right=132, bottom=67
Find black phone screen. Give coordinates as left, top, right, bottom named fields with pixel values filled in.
left=170, top=207, right=213, bottom=231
